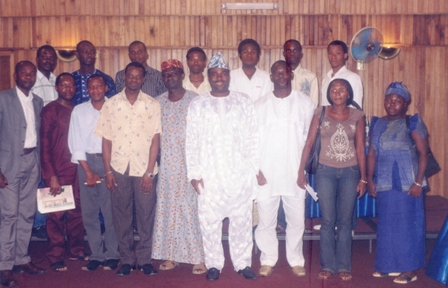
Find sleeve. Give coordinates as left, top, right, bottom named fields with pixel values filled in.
left=303, top=99, right=316, bottom=139
left=68, top=108, right=86, bottom=164
left=154, top=71, right=168, bottom=96
left=310, top=75, right=319, bottom=107
left=368, top=116, right=380, bottom=152
left=185, top=100, right=203, bottom=181
left=115, top=71, right=124, bottom=94
left=243, top=99, right=260, bottom=175
left=95, top=102, right=112, bottom=140
left=105, top=74, right=117, bottom=97
left=40, top=107, right=57, bottom=183
left=410, top=113, right=428, bottom=139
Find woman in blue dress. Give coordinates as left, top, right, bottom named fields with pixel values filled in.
left=367, top=82, right=427, bottom=284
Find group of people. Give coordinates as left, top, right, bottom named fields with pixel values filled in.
left=0, top=36, right=429, bottom=287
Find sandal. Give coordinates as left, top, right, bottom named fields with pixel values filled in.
left=159, top=260, right=179, bottom=271
left=318, top=270, right=332, bottom=280
left=192, top=263, right=207, bottom=275
left=50, top=261, right=68, bottom=272
left=340, top=271, right=352, bottom=281
left=393, top=273, right=417, bottom=284
left=69, top=253, right=90, bottom=261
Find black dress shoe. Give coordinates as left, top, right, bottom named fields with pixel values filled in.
left=103, top=259, right=120, bottom=270
left=12, top=262, right=46, bottom=275
left=116, top=264, right=133, bottom=276
left=0, top=270, right=18, bottom=287
left=138, top=264, right=158, bottom=275
left=82, top=260, right=103, bottom=271
left=206, top=267, right=220, bottom=281
left=237, top=266, right=258, bottom=280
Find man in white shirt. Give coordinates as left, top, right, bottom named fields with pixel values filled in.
left=283, top=39, right=319, bottom=106
left=182, top=47, right=211, bottom=94
left=229, top=39, right=272, bottom=102
left=31, top=45, right=58, bottom=106
left=254, top=60, right=315, bottom=278
left=186, top=52, right=259, bottom=282
left=68, top=74, right=119, bottom=272
left=321, top=40, right=363, bottom=108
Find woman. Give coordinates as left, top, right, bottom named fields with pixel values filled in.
left=367, top=82, right=427, bottom=284
left=298, top=78, right=367, bottom=281
left=152, top=59, right=206, bottom=274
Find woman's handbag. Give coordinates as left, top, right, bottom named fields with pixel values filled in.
left=305, top=106, right=326, bottom=174
left=406, top=115, right=441, bottom=178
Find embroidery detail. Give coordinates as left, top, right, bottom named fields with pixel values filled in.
left=350, top=124, right=356, bottom=132
left=322, top=121, right=330, bottom=129
left=326, top=123, right=354, bottom=162
left=300, top=79, right=311, bottom=96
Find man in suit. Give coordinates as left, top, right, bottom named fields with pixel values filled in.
left=0, top=61, right=46, bottom=287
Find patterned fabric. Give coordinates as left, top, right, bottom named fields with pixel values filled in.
left=152, top=90, right=204, bottom=264
left=291, top=64, right=319, bottom=106
left=161, top=59, right=183, bottom=71
left=71, top=69, right=117, bottom=105
left=385, top=82, right=410, bottom=102
left=207, top=52, right=229, bottom=69
left=95, top=90, right=161, bottom=177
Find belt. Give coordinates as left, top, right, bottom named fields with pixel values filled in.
left=87, top=153, right=103, bottom=158
left=23, top=147, right=35, bottom=155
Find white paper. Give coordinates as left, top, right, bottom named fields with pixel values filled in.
left=37, top=185, right=76, bottom=214
left=305, top=184, right=319, bottom=201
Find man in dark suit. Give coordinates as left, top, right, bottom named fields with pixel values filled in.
left=0, top=61, right=46, bottom=287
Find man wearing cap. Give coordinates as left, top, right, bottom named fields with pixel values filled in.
left=152, top=59, right=206, bottom=274
left=186, top=52, right=259, bottom=281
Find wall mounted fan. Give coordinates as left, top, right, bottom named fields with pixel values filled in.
left=350, top=27, right=383, bottom=70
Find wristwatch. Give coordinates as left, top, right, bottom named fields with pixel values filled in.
left=145, top=171, right=155, bottom=179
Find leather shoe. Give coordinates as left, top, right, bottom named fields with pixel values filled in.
left=237, top=266, right=258, bottom=280
left=205, top=267, right=220, bottom=281
left=12, top=262, right=46, bottom=275
left=0, top=270, right=18, bottom=287
left=116, top=264, right=133, bottom=276
left=138, top=263, right=158, bottom=275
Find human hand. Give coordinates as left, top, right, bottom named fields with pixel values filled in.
left=367, top=182, right=377, bottom=197
left=408, top=183, right=423, bottom=198
left=106, top=172, right=117, bottom=192
left=85, top=172, right=102, bottom=187
left=191, top=179, right=204, bottom=194
left=140, top=174, right=154, bottom=194
left=357, top=181, right=367, bottom=198
left=297, top=172, right=307, bottom=189
left=256, top=170, right=267, bottom=186
left=49, top=176, right=62, bottom=196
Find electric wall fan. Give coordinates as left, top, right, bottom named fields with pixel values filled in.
left=350, top=27, right=383, bottom=70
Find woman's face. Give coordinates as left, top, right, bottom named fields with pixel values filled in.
left=329, top=80, right=350, bottom=106
left=384, top=93, right=408, bottom=119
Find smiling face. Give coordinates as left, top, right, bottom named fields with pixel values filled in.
left=328, top=80, right=350, bottom=106
left=208, top=68, right=230, bottom=96
left=87, top=77, right=108, bottom=102
left=14, top=62, right=37, bottom=94
left=384, top=93, right=408, bottom=120
left=239, top=43, right=260, bottom=68
left=327, top=44, right=348, bottom=71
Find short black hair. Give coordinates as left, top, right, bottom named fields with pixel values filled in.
left=270, top=60, right=291, bottom=73
left=186, top=47, right=207, bottom=61
left=76, top=40, right=95, bottom=51
left=37, top=45, right=56, bottom=58
left=283, top=39, right=302, bottom=51
left=327, top=40, right=348, bottom=54
left=128, top=40, right=147, bottom=52
left=237, top=38, right=261, bottom=55
left=15, top=60, right=36, bottom=74
left=87, top=74, right=107, bottom=86
left=55, top=72, right=75, bottom=86
left=326, top=78, right=354, bottom=106
left=125, top=62, right=146, bottom=77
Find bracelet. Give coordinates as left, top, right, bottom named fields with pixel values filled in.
left=359, top=179, right=368, bottom=184
left=414, top=181, right=422, bottom=187
left=106, top=171, right=112, bottom=175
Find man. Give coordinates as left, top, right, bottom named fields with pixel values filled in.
left=68, top=74, right=120, bottom=272
left=40, top=73, right=86, bottom=272
left=96, top=62, right=160, bottom=277
left=32, top=45, right=58, bottom=106
left=182, top=47, right=211, bottom=94
left=0, top=61, right=46, bottom=287
left=229, top=39, right=272, bottom=102
left=283, top=39, right=319, bottom=106
left=115, top=40, right=166, bottom=97
left=186, top=52, right=259, bottom=282
left=254, top=61, right=315, bottom=278
left=72, top=40, right=116, bottom=105
left=321, top=40, right=363, bottom=108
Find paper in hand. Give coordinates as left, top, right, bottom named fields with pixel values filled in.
left=305, top=184, right=318, bottom=201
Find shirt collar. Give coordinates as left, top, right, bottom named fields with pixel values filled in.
left=16, top=86, right=34, bottom=102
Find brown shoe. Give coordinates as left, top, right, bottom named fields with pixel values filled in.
left=0, top=270, right=18, bottom=287
left=12, top=262, right=46, bottom=275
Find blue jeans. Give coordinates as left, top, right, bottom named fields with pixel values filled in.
left=316, top=164, right=360, bottom=273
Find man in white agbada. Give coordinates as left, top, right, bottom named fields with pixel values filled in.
left=186, top=52, right=259, bottom=282
left=254, top=60, right=315, bottom=277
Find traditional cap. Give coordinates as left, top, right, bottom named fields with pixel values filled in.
left=207, top=52, right=229, bottom=70
left=385, top=82, right=411, bottom=103
left=161, top=59, right=183, bottom=71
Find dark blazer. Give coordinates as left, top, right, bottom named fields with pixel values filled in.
left=0, top=87, right=43, bottom=181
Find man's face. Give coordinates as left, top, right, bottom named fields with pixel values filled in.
left=208, top=68, right=230, bottom=95
left=87, top=78, right=108, bottom=102
left=186, top=52, right=206, bottom=74
left=239, top=43, right=260, bottom=67
left=270, top=63, right=292, bottom=89
left=55, top=75, right=76, bottom=102
left=162, top=68, right=184, bottom=90
left=283, top=42, right=303, bottom=66
left=128, top=43, right=148, bottom=65
left=327, top=44, right=348, bottom=70
left=124, top=66, right=145, bottom=92
left=36, top=48, right=57, bottom=74
left=14, top=63, right=37, bottom=93
left=76, top=42, right=96, bottom=66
